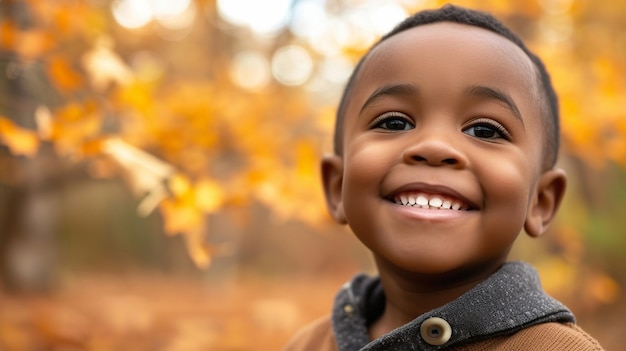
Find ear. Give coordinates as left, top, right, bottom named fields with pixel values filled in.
left=524, top=168, right=567, bottom=238
left=321, top=154, right=347, bottom=224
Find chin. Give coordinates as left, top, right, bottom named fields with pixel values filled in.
left=382, top=253, right=505, bottom=283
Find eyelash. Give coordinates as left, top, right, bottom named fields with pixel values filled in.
left=369, top=112, right=512, bottom=140
left=369, top=111, right=414, bottom=130
left=464, top=117, right=512, bottom=140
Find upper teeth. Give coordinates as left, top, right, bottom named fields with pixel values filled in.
left=395, top=193, right=466, bottom=210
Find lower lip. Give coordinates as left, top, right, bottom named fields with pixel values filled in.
left=390, top=203, right=474, bottom=221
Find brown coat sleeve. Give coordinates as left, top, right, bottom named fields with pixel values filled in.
left=282, top=320, right=604, bottom=351
left=456, top=322, right=605, bottom=351
left=282, top=316, right=338, bottom=351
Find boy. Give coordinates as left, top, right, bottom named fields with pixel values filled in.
left=283, top=4, right=604, bottom=351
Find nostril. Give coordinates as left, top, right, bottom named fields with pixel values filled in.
left=410, top=155, right=458, bottom=165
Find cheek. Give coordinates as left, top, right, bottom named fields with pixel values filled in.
left=341, top=142, right=393, bottom=232
left=344, top=141, right=394, bottom=189
left=480, top=155, right=535, bottom=227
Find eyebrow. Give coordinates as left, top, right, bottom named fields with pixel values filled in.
left=360, top=83, right=417, bottom=114
left=466, top=85, right=524, bottom=126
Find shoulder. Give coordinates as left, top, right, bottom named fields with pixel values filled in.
left=282, top=316, right=338, bottom=351
left=510, top=322, right=604, bottom=350
left=459, top=322, right=605, bottom=351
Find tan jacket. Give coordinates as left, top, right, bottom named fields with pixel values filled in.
left=283, top=317, right=604, bottom=351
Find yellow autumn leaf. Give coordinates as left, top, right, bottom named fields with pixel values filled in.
left=47, top=54, right=84, bottom=93
left=587, top=273, right=620, bottom=304
left=103, top=138, right=174, bottom=195
left=535, top=257, right=576, bottom=295
left=35, top=105, right=53, bottom=140
left=194, top=178, right=224, bottom=213
left=0, top=117, right=40, bottom=157
left=294, top=140, right=318, bottom=177
left=115, top=80, right=156, bottom=117
left=82, top=36, right=133, bottom=91
left=16, top=29, right=54, bottom=59
left=184, top=229, right=212, bottom=269
left=168, top=173, right=192, bottom=197
left=0, top=21, right=17, bottom=50
left=315, top=106, right=337, bottom=135
left=48, top=101, right=103, bottom=157
left=137, top=184, right=169, bottom=217
left=80, top=137, right=107, bottom=157
left=159, top=197, right=204, bottom=236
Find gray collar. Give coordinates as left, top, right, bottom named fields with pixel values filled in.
left=331, top=261, right=575, bottom=351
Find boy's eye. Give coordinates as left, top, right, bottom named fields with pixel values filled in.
left=463, top=119, right=511, bottom=140
left=370, top=112, right=414, bottom=131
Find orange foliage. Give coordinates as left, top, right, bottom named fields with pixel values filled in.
left=0, top=0, right=624, bottom=287
left=48, top=101, right=102, bottom=157
left=0, top=21, right=54, bottom=59
left=46, top=55, right=84, bottom=93
left=0, top=117, right=40, bottom=157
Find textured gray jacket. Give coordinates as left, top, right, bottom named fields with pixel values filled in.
left=331, top=261, right=576, bottom=350
left=283, top=261, right=604, bottom=350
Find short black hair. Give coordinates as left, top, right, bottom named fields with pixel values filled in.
left=333, top=4, right=560, bottom=169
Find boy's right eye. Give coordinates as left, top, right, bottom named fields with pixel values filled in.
left=370, top=112, right=414, bottom=131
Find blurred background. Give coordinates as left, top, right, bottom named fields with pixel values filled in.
left=0, top=0, right=624, bottom=349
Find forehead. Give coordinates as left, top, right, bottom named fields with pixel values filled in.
left=348, top=22, right=540, bottom=119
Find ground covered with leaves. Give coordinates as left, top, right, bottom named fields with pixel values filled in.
left=1, top=272, right=623, bottom=351
left=0, top=273, right=346, bottom=351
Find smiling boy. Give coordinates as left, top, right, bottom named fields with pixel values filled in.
left=283, top=4, right=604, bottom=351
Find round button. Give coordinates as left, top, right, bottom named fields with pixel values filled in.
left=420, top=317, right=452, bottom=346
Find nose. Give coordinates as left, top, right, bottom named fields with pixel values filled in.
left=401, top=131, right=468, bottom=168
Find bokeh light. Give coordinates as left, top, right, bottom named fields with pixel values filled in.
left=230, top=51, right=271, bottom=90
left=130, top=51, right=166, bottom=82
left=539, top=0, right=574, bottom=14
left=317, top=56, right=354, bottom=85
left=151, top=0, right=192, bottom=18
left=538, top=14, right=574, bottom=43
left=290, top=0, right=328, bottom=38
left=111, top=0, right=153, bottom=29
left=217, top=0, right=293, bottom=35
left=307, top=17, right=352, bottom=56
left=153, top=0, right=196, bottom=31
left=271, top=45, right=313, bottom=86
left=111, top=0, right=196, bottom=40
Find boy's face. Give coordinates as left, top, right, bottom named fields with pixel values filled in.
left=322, top=22, right=565, bottom=277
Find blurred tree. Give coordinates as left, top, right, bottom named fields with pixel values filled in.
left=0, top=0, right=623, bottom=306
left=0, top=0, right=329, bottom=290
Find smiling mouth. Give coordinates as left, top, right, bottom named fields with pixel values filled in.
left=391, top=192, right=474, bottom=211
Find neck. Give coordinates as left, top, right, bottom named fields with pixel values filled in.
left=369, top=258, right=504, bottom=340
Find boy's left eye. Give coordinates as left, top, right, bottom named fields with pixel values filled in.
left=463, top=119, right=511, bottom=140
